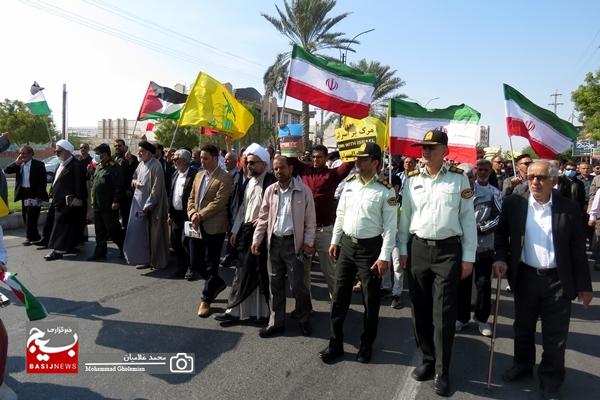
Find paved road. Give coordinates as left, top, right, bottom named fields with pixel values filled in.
left=1, top=228, right=599, bottom=400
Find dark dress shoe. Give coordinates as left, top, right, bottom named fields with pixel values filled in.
left=214, top=313, right=240, bottom=324
left=411, top=363, right=435, bottom=381
left=356, top=344, right=372, bottom=364
left=299, top=320, right=312, bottom=336
left=434, top=374, right=451, bottom=397
left=44, top=251, right=63, bottom=261
left=136, top=264, right=152, bottom=270
left=184, top=268, right=196, bottom=280
left=319, top=345, right=344, bottom=364
left=32, top=239, right=47, bottom=246
left=22, top=240, right=33, bottom=246
left=258, top=325, right=285, bottom=338
left=502, top=366, right=533, bottom=382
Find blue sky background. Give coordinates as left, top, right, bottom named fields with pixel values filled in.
left=2, top=0, right=599, bottom=151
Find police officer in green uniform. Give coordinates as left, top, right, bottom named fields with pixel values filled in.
left=88, top=143, right=125, bottom=260
left=398, top=130, right=476, bottom=396
left=319, top=143, right=397, bottom=364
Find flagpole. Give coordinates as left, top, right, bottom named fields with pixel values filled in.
left=168, top=116, right=182, bottom=149
left=508, top=136, right=518, bottom=177
left=128, top=120, right=139, bottom=150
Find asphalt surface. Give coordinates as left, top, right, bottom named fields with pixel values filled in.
left=1, top=227, right=599, bottom=400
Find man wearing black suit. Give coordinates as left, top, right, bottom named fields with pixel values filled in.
left=4, top=145, right=48, bottom=245
left=494, top=160, right=593, bottom=400
left=168, top=149, right=197, bottom=279
left=44, top=140, right=86, bottom=261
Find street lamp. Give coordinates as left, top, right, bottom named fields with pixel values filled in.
left=341, top=28, right=375, bottom=64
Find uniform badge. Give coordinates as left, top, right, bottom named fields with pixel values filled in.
left=461, top=188, right=474, bottom=199
left=387, top=197, right=398, bottom=206
left=424, top=131, right=433, bottom=141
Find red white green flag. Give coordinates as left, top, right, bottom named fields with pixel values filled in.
left=286, top=45, right=376, bottom=119
left=1, top=271, right=48, bottom=321
left=388, top=99, right=481, bottom=163
left=504, top=84, right=578, bottom=158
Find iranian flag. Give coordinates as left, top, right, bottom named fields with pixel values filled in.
left=286, top=45, right=376, bottom=119
left=137, top=81, right=188, bottom=121
left=25, top=81, right=51, bottom=116
left=504, top=84, right=577, bottom=158
left=388, top=99, right=480, bottom=163
left=1, top=271, right=48, bottom=321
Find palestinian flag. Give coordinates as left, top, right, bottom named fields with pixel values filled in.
left=388, top=99, right=480, bottom=163
left=25, top=81, right=51, bottom=116
left=137, top=81, right=188, bottom=121
left=286, top=45, right=376, bottom=119
left=1, top=271, right=48, bottom=321
left=504, top=84, right=577, bottom=158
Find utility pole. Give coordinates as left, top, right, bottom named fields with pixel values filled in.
left=549, top=89, right=563, bottom=114
left=62, top=83, right=67, bottom=140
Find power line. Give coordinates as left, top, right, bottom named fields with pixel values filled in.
left=18, top=0, right=264, bottom=81
left=82, top=0, right=267, bottom=69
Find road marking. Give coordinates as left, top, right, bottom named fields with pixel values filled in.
left=392, top=352, right=421, bottom=400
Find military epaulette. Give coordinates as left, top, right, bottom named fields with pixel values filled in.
left=346, top=174, right=357, bottom=182
left=376, top=177, right=392, bottom=189
left=407, top=169, right=420, bottom=178
left=449, top=166, right=463, bottom=174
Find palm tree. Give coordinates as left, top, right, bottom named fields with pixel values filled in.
left=262, top=0, right=357, bottom=149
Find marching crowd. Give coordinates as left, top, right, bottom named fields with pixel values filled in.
left=0, top=129, right=596, bottom=399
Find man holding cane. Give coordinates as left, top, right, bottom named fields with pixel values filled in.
left=494, top=160, right=592, bottom=400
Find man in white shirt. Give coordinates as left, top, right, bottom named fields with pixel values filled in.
left=494, top=160, right=593, bottom=400
left=167, top=149, right=197, bottom=279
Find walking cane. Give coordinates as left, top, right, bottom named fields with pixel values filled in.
left=486, top=275, right=502, bottom=393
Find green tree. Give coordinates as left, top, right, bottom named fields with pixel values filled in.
left=262, top=0, right=357, bottom=149
left=572, top=69, right=600, bottom=138
left=154, top=120, right=201, bottom=149
left=0, top=99, right=57, bottom=144
left=520, top=146, right=539, bottom=159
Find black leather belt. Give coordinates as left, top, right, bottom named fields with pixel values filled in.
left=343, top=233, right=381, bottom=244
left=272, top=234, right=294, bottom=240
left=520, top=262, right=558, bottom=276
left=413, top=235, right=460, bottom=246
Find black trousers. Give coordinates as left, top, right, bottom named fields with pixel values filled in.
left=189, top=228, right=226, bottom=303
left=22, top=204, right=41, bottom=242
left=93, top=210, right=124, bottom=256
left=513, top=264, right=571, bottom=391
left=40, top=204, right=55, bottom=243
left=407, top=236, right=462, bottom=375
left=457, top=253, right=493, bottom=323
left=170, top=210, right=190, bottom=272
left=329, top=234, right=382, bottom=348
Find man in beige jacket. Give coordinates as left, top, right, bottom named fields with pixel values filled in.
left=252, top=156, right=316, bottom=338
left=188, top=144, right=233, bottom=318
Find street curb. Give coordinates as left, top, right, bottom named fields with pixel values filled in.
left=0, top=210, right=47, bottom=231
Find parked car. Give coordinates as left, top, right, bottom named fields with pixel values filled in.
left=43, top=150, right=95, bottom=183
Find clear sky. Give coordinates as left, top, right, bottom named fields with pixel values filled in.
left=2, top=0, right=599, bottom=151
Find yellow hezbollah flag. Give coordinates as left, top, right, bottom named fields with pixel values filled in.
left=178, top=72, right=254, bottom=140
left=0, top=197, right=8, bottom=217
left=335, top=116, right=386, bottom=161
